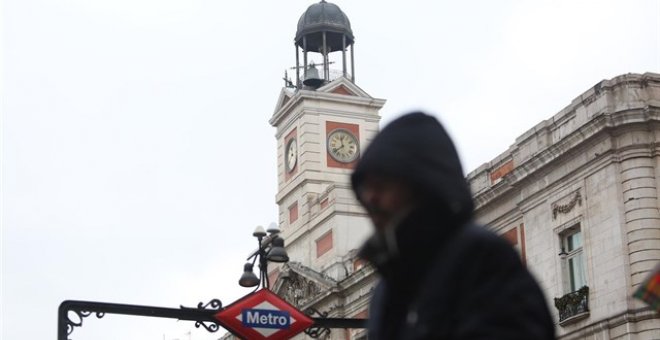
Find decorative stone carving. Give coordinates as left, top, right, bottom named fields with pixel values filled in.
left=281, top=272, right=324, bottom=307
left=552, top=191, right=582, bottom=220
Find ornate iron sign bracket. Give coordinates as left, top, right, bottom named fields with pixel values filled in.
left=58, top=299, right=223, bottom=340
left=58, top=299, right=366, bottom=339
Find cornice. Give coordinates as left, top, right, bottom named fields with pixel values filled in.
left=473, top=104, right=659, bottom=211
left=299, top=268, right=377, bottom=317
left=480, top=205, right=524, bottom=232
left=317, top=76, right=372, bottom=97
left=338, top=265, right=376, bottom=290
left=468, top=73, right=659, bottom=181
left=558, top=307, right=657, bottom=340
left=270, top=89, right=385, bottom=127
left=276, top=174, right=351, bottom=203
left=285, top=208, right=368, bottom=249
left=286, top=261, right=338, bottom=286
left=513, top=146, right=618, bottom=217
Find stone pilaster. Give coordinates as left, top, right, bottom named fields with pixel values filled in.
left=618, top=143, right=660, bottom=287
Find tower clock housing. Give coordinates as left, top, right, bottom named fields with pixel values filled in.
left=269, top=1, right=385, bottom=283
left=267, top=3, right=385, bottom=328
left=270, top=77, right=384, bottom=280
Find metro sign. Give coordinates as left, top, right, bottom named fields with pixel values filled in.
left=214, top=289, right=314, bottom=339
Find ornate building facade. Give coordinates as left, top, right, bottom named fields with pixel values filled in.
left=467, top=72, right=660, bottom=339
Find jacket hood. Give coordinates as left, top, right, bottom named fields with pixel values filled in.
left=351, top=111, right=474, bottom=221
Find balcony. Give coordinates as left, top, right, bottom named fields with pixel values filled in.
left=554, top=286, right=589, bottom=325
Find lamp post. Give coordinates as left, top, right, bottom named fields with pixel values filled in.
left=57, top=223, right=289, bottom=340
left=239, top=223, right=289, bottom=290
left=57, top=222, right=366, bottom=340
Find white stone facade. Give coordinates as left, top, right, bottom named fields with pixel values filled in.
left=219, top=77, right=382, bottom=340
left=269, top=77, right=384, bottom=339
left=467, top=73, right=660, bottom=339
left=263, top=72, right=660, bottom=339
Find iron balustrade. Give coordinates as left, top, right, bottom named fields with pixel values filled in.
left=554, top=286, right=589, bottom=323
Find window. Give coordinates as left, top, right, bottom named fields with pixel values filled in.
left=555, top=224, right=589, bottom=324
left=561, top=227, right=587, bottom=292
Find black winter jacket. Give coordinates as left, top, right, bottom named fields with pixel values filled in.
left=351, top=112, right=555, bottom=340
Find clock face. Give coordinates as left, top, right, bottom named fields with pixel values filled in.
left=327, top=129, right=359, bottom=163
left=286, top=138, right=298, bottom=172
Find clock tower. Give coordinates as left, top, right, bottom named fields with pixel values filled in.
left=269, top=1, right=385, bottom=323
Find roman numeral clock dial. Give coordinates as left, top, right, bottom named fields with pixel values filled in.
left=285, top=138, right=297, bottom=172
left=327, top=129, right=359, bottom=163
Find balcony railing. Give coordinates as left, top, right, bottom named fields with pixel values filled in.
left=554, top=286, right=589, bottom=324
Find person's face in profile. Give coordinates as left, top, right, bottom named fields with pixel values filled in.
left=358, top=175, right=416, bottom=231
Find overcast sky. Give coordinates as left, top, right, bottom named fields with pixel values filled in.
left=2, top=1, right=658, bottom=339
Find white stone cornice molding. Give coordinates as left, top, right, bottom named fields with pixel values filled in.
left=269, top=77, right=386, bottom=128
left=470, top=73, right=660, bottom=211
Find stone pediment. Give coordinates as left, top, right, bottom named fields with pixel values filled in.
left=316, top=76, right=373, bottom=98
left=272, top=88, right=294, bottom=114
left=271, top=78, right=376, bottom=116
left=272, top=262, right=337, bottom=308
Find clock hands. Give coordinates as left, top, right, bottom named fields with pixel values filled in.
left=328, top=130, right=358, bottom=162
left=334, top=136, right=355, bottom=157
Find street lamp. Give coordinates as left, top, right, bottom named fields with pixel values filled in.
left=238, top=263, right=260, bottom=288
left=267, top=237, right=289, bottom=263
left=238, top=223, right=289, bottom=289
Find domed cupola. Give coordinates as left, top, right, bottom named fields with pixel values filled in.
left=292, top=1, right=356, bottom=89
left=295, top=0, right=353, bottom=52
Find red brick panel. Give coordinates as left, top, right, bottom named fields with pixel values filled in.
left=316, top=230, right=333, bottom=257
left=490, top=160, right=514, bottom=184
left=501, top=225, right=527, bottom=265
left=331, top=85, right=354, bottom=96
left=502, top=227, right=518, bottom=246
left=289, top=201, right=298, bottom=223
left=326, top=121, right=360, bottom=169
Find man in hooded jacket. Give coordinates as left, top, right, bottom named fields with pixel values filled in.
left=351, top=112, right=555, bottom=339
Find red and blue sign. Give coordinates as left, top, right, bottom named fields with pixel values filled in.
left=214, top=289, right=314, bottom=339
